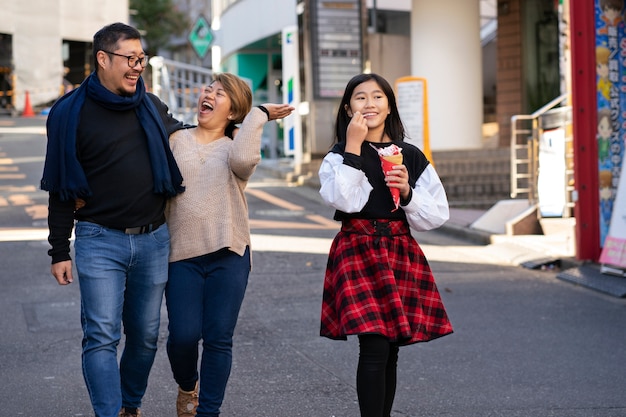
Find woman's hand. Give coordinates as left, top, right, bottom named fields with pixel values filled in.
left=385, top=164, right=411, bottom=200
left=261, top=103, right=295, bottom=121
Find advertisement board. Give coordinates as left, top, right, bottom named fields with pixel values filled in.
left=309, top=0, right=363, bottom=99
left=395, top=77, right=432, bottom=163
left=595, top=0, right=626, bottom=271
left=282, top=26, right=302, bottom=162
left=599, top=167, right=626, bottom=270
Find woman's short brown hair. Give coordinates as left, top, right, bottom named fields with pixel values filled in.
left=212, top=73, right=252, bottom=123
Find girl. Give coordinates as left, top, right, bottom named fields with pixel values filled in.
left=318, top=73, right=453, bottom=417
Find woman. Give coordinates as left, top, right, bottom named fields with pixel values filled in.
left=318, top=73, right=453, bottom=417
left=165, top=73, right=293, bottom=417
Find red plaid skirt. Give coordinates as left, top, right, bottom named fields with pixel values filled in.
left=320, top=218, right=453, bottom=345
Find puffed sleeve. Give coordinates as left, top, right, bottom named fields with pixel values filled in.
left=318, top=152, right=373, bottom=213
left=401, top=164, right=449, bottom=231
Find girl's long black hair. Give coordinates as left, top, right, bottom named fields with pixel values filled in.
left=333, top=73, right=406, bottom=144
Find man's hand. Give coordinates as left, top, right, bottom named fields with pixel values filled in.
left=51, top=260, right=73, bottom=285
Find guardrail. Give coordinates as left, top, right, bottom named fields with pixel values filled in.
left=510, top=93, right=574, bottom=217
left=149, top=56, right=213, bottom=124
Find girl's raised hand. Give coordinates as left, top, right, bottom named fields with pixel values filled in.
left=345, top=111, right=368, bottom=154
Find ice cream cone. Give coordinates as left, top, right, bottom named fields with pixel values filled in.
left=380, top=154, right=403, bottom=211
left=381, top=154, right=403, bottom=173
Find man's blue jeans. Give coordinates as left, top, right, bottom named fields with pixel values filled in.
left=74, top=221, right=170, bottom=417
left=165, top=247, right=250, bottom=417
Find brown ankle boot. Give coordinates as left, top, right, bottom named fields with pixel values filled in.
left=176, top=381, right=199, bottom=417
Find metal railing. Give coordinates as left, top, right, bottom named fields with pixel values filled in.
left=149, top=56, right=213, bottom=124
left=510, top=94, right=573, bottom=215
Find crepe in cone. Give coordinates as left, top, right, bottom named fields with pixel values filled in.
left=370, top=143, right=404, bottom=211
left=380, top=153, right=403, bottom=211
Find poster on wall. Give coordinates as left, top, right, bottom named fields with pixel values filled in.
left=596, top=0, right=626, bottom=270
left=599, top=168, right=626, bottom=271
left=395, top=77, right=432, bottom=164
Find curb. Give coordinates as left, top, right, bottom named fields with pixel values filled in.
left=438, top=222, right=493, bottom=245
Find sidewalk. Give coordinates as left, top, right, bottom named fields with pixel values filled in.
left=442, top=208, right=626, bottom=298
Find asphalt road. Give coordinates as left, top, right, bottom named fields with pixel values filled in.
left=1, top=116, right=625, bottom=417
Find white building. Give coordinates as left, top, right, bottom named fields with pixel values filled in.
left=0, top=0, right=129, bottom=113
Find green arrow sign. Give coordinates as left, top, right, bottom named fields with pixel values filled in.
left=189, top=16, right=213, bottom=59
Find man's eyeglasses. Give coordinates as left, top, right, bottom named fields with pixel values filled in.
left=102, top=50, right=149, bottom=68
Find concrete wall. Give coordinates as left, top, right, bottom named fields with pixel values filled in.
left=368, top=33, right=411, bottom=84
left=411, top=0, right=483, bottom=150
left=432, top=148, right=511, bottom=207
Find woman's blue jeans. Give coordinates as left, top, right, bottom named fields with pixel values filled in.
left=166, top=247, right=250, bottom=417
left=74, top=221, right=170, bottom=417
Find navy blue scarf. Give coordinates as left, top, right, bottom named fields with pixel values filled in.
left=41, top=72, right=184, bottom=201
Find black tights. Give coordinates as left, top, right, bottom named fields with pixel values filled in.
left=356, top=334, right=400, bottom=417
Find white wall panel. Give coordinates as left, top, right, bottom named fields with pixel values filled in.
left=216, top=0, right=296, bottom=58
left=411, top=0, right=483, bottom=150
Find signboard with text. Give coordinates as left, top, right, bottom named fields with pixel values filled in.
left=537, top=128, right=567, bottom=217
left=282, top=26, right=302, bottom=162
left=395, top=77, right=432, bottom=163
left=310, top=0, right=363, bottom=98
left=595, top=0, right=626, bottom=270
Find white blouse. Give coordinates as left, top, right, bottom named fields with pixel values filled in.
left=318, top=151, right=450, bottom=231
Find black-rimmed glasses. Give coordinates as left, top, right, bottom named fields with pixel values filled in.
left=102, top=50, right=149, bottom=68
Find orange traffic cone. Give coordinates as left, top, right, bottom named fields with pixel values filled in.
left=22, top=91, right=35, bottom=117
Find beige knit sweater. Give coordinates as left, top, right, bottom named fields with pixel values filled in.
left=166, top=107, right=266, bottom=263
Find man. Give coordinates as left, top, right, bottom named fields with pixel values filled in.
left=41, top=23, right=185, bottom=417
